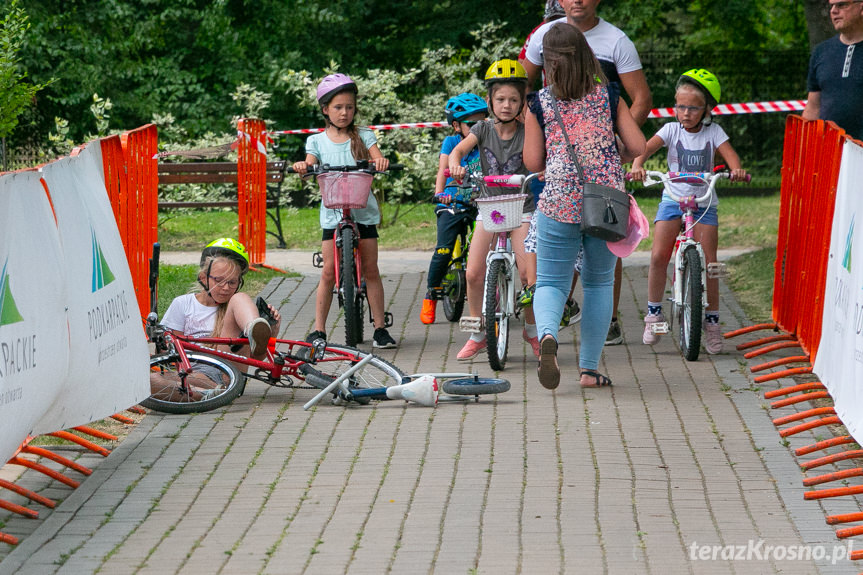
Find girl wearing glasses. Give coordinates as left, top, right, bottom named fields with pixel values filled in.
left=628, top=69, right=746, bottom=355
left=152, top=238, right=280, bottom=401
left=161, top=238, right=280, bottom=361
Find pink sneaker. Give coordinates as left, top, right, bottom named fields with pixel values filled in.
left=457, top=338, right=486, bottom=361
left=642, top=313, right=666, bottom=345
left=523, top=329, right=540, bottom=358
left=704, top=322, right=723, bottom=354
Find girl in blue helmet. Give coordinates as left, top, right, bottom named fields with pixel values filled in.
left=420, top=93, right=488, bottom=324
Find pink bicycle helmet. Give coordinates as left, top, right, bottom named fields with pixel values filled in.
left=316, top=73, right=358, bottom=105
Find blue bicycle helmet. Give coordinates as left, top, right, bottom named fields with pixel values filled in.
left=445, top=93, right=488, bottom=124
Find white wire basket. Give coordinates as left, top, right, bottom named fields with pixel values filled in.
left=475, top=193, right=527, bottom=232
left=318, top=172, right=373, bottom=209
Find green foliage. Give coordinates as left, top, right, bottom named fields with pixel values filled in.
left=0, top=0, right=50, bottom=138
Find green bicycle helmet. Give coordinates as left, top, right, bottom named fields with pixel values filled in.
left=200, top=238, right=250, bottom=273
left=678, top=69, right=721, bottom=108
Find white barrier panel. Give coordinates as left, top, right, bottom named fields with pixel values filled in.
left=33, top=144, right=150, bottom=433
left=813, top=139, right=863, bottom=442
left=0, top=171, right=70, bottom=463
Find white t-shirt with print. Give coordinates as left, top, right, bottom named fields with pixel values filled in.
left=161, top=293, right=219, bottom=338
left=655, top=122, right=730, bottom=207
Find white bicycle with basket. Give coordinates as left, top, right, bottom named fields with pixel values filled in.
left=459, top=172, right=540, bottom=371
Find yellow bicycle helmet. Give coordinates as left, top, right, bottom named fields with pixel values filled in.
left=678, top=68, right=721, bottom=107
left=484, top=59, right=528, bottom=86
left=200, top=238, right=250, bottom=272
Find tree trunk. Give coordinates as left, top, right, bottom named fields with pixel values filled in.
left=1, top=138, right=7, bottom=172
left=805, top=0, right=835, bottom=49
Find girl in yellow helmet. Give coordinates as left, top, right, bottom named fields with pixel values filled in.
left=447, top=58, right=540, bottom=361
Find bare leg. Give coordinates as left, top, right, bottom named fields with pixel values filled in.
left=466, top=225, right=494, bottom=318
left=315, top=239, right=336, bottom=333
left=359, top=237, right=387, bottom=329
left=647, top=220, right=680, bottom=304
left=611, top=258, right=622, bottom=318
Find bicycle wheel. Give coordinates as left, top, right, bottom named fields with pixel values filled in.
left=142, top=352, right=244, bottom=414
left=442, top=264, right=466, bottom=322
left=441, top=377, right=510, bottom=395
left=299, top=343, right=405, bottom=396
left=484, top=258, right=511, bottom=371
left=679, top=245, right=703, bottom=361
left=340, top=226, right=362, bottom=347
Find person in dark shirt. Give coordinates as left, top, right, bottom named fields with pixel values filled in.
left=803, top=0, right=863, bottom=140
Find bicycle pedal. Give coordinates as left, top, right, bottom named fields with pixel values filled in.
left=459, top=316, right=483, bottom=333
left=707, top=262, right=728, bottom=279
left=651, top=322, right=669, bottom=335
left=312, top=252, right=324, bottom=268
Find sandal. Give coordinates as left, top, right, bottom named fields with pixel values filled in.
left=580, top=370, right=612, bottom=388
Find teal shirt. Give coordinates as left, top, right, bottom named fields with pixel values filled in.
left=306, top=128, right=380, bottom=229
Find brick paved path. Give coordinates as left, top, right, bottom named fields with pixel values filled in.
left=1, top=260, right=859, bottom=574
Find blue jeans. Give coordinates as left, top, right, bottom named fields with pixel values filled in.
left=534, top=212, right=616, bottom=371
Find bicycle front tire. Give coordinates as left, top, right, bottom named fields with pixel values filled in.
left=679, top=245, right=703, bottom=361
left=142, top=352, right=244, bottom=414
left=299, top=344, right=405, bottom=395
left=340, top=227, right=363, bottom=347
left=485, top=259, right=510, bottom=371
left=441, top=377, right=510, bottom=395
left=442, top=266, right=466, bottom=322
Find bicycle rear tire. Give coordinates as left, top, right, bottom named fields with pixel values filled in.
left=679, top=245, right=703, bottom=361
left=340, top=227, right=363, bottom=347
left=143, top=352, right=244, bottom=414
left=299, top=344, right=405, bottom=398
left=441, top=377, right=510, bottom=396
left=485, top=259, right=510, bottom=371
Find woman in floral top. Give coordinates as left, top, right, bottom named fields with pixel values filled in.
left=524, top=23, right=645, bottom=390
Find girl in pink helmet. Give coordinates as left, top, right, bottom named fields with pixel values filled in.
left=291, top=74, right=397, bottom=349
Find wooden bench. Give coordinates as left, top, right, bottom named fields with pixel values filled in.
left=157, top=160, right=291, bottom=247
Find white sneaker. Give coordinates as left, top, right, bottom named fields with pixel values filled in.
left=246, top=317, right=271, bottom=358
left=704, top=322, right=723, bottom=354
left=643, top=313, right=666, bottom=345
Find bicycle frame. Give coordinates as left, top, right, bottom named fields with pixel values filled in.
left=331, top=210, right=364, bottom=309
left=150, top=325, right=344, bottom=389
left=479, top=173, right=539, bottom=316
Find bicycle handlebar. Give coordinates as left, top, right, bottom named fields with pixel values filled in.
left=442, top=170, right=540, bottom=194
left=287, top=162, right=404, bottom=175
left=633, top=170, right=750, bottom=204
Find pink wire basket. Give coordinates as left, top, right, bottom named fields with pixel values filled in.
left=318, top=172, right=373, bottom=209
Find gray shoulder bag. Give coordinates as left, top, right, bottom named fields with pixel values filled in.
left=549, top=94, right=629, bottom=242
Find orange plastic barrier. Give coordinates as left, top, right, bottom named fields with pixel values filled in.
left=772, top=116, right=844, bottom=359
left=237, top=118, right=268, bottom=266
left=101, top=125, right=158, bottom=317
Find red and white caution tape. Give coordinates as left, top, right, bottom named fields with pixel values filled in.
left=271, top=121, right=449, bottom=136
left=273, top=100, right=807, bottom=136
left=648, top=99, right=807, bottom=119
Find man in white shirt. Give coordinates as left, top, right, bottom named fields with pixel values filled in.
left=521, top=0, right=652, bottom=125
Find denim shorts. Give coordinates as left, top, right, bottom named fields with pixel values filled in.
left=654, top=201, right=718, bottom=226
